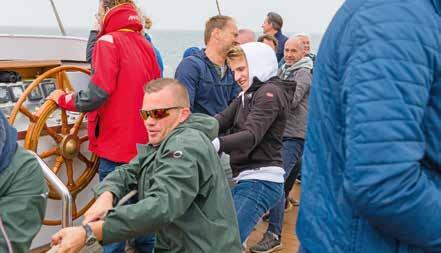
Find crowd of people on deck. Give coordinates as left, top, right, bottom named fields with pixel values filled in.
left=1, top=0, right=441, bottom=252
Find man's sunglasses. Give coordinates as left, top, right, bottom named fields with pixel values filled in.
left=140, top=107, right=182, bottom=120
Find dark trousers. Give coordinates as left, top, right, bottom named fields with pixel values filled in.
left=285, top=158, right=302, bottom=198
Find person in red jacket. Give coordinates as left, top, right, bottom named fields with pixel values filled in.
left=48, top=1, right=160, bottom=252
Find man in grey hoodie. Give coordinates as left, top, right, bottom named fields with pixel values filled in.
left=250, top=37, right=313, bottom=253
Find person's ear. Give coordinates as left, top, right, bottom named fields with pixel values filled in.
left=178, top=108, right=191, bottom=123
left=211, top=28, right=221, bottom=42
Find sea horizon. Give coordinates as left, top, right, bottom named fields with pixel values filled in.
left=0, top=26, right=323, bottom=77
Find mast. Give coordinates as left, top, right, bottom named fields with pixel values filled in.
left=216, top=0, right=222, bottom=15
left=48, top=0, right=67, bottom=36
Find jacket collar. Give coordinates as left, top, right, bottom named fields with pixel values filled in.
left=247, top=77, right=266, bottom=93
left=274, top=31, right=284, bottom=40
left=135, top=114, right=219, bottom=168
left=136, top=144, right=157, bottom=170
left=279, top=57, right=314, bottom=80
left=99, top=3, right=143, bottom=37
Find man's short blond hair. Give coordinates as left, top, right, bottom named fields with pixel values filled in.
left=144, top=78, right=190, bottom=107
left=204, top=15, right=234, bottom=45
left=226, top=46, right=246, bottom=62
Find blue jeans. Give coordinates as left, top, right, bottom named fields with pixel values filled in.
left=267, top=138, right=304, bottom=236
left=99, top=158, right=156, bottom=253
left=231, top=180, right=283, bottom=243
left=99, top=158, right=124, bottom=181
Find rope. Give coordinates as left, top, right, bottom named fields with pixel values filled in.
left=116, top=190, right=138, bottom=207
left=0, top=217, right=13, bottom=253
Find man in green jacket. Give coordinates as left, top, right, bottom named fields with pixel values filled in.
left=52, top=78, right=242, bottom=253
left=0, top=111, right=48, bottom=253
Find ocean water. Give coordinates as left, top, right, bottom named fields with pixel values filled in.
left=0, top=26, right=323, bottom=77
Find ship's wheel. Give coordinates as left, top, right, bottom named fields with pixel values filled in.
left=8, top=65, right=99, bottom=226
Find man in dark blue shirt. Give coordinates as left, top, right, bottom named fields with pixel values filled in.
left=261, top=12, right=288, bottom=63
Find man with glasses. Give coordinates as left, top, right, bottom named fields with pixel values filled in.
left=51, top=78, right=242, bottom=253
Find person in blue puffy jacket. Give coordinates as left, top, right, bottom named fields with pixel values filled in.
left=297, top=0, right=441, bottom=252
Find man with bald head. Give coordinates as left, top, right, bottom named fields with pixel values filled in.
left=250, top=37, right=313, bottom=253
left=52, top=78, right=242, bottom=253
left=237, top=29, right=256, bottom=44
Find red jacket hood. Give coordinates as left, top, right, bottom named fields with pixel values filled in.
left=100, top=3, right=142, bottom=36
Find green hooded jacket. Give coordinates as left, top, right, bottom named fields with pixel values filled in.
left=0, top=146, right=48, bottom=253
left=94, top=114, right=242, bottom=253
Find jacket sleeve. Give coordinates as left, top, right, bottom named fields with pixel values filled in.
left=215, top=98, right=239, bottom=134
left=175, top=58, right=200, bottom=110
left=343, top=12, right=441, bottom=251
left=57, top=81, right=109, bottom=112
left=101, top=140, right=202, bottom=243
left=93, top=158, right=139, bottom=204
left=219, top=86, right=281, bottom=153
left=153, top=46, right=164, bottom=77
left=290, top=69, right=311, bottom=109
left=86, top=30, right=98, bottom=63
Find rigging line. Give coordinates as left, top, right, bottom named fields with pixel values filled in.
left=216, top=0, right=222, bottom=15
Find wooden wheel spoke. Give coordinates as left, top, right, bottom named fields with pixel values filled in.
left=77, top=152, right=92, bottom=167
left=56, top=71, right=64, bottom=90
left=65, top=160, right=76, bottom=188
left=43, top=123, right=63, bottom=143
left=52, top=156, right=64, bottom=174
left=61, top=110, right=69, bottom=135
left=77, top=198, right=96, bottom=219
left=72, top=197, right=78, bottom=218
left=19, top=106, right=38, bottom=122
left=79, top=136, right=89, bottom=144
left=70, top=113, right=85, bottom=136
left=39, top=147, right=58, bottom=159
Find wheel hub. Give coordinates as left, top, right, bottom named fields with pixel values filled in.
left=60, top=135, right=80, bottom=160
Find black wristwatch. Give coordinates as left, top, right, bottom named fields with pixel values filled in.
left=82, top=224, right=97, bottom=246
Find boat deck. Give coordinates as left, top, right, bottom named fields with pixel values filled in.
left=247, top=183, right=301, bottom=252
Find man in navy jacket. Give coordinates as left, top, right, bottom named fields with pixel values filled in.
left=175, top=15, right=241, bottom=116
left=261, top=12, right=288, bottom=63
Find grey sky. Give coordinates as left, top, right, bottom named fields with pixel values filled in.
left=1, top=0, right=344, bottom=34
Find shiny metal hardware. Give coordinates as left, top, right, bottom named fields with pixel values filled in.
left=29, top=151, right=73, bottom=228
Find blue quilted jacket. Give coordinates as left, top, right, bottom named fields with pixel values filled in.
left=297, top=0, right=441, bottom=252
